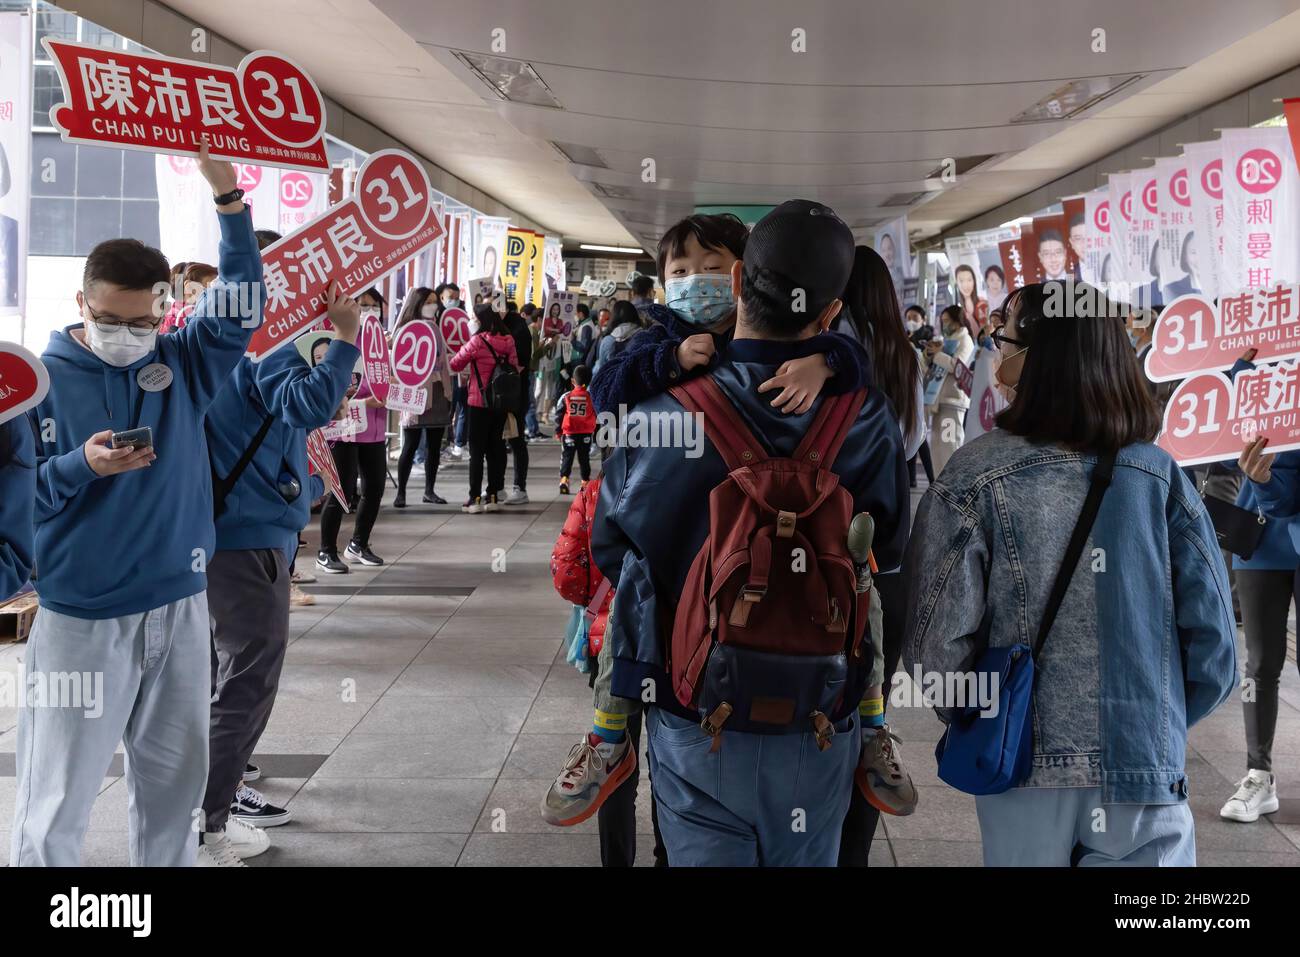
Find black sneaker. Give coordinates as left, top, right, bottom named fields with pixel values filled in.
left=316, top=549, right=348, bottom=574
left=422, top=491, right=446, bottom=505
left=230, top=784, right=292, bottom=827
left=242, top=762, right=260, bottom=783
left=393, top=492, right=407, bottom=508
left=345, top=542, right=384, bottom=566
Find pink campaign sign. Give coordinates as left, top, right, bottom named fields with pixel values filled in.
left=391, top=320, right=437, bottom=388
left=1145, top=284, right=1300, bottom=382
left=359, top=315, right=391, bottom=405
left=1158, top=359, right=1300, bottom=466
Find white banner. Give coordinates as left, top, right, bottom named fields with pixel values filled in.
left=1184, top=140, right=1225, bottom=304
left=1154, top=156, right=1198, bottom=302
left=454, top=209, right=473, bottom=292
left=544, top=235, right=565, bottom=293
left=1221, top=127, right=1300, bottom=294
left=1081, top=188, right=1111, bottom=288
left=964, top=347, right=1007, bottom=445
left=1130, top=167, right=1160, bottom=306
left=0, top=11, right=33, bottom=325
left=473, top=215, right=510, bottom=289
left=242, top=164, right=329, bottom=238
left=155, top=154, right=223, bottom=264
left=1106, top=171, right=1134, bottom=288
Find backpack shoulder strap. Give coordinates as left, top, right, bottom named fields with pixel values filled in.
left=668, top=375, right=766, bottom=472
left=1032, top=449, right=1117, bottom=660
left=793, top=388, right=868, bottom=469
left=211, top=392, right=276, bottom=518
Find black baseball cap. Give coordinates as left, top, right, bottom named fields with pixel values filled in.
left=743, top=200, right=855, bottom=314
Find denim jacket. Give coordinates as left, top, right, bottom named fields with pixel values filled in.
left=903, top=430, right=1238, bottom=804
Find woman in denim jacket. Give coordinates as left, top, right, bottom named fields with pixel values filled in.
left=904, top=282, right=1238, bottom=866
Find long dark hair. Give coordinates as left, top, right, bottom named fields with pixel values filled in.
left=474, top=302, right=508, bottom=336
left=995, top=282, right=1159, bottom=453
left=841, top=246, right=919, bottom=438
left=397, top=286, right=435, bottom=328
left=605, top=300, right=642, bottom=336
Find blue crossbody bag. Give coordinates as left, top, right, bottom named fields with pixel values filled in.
left=934, top=450, right=1116, bottom=795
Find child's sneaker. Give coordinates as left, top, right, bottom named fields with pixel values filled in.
left=462, top=497, right=485, bottom=514
left=540, top=733, right=636, bottom=826
left=1220, top=769, right=1278, bottom=822
left=856, top=724, right=918, bottom=816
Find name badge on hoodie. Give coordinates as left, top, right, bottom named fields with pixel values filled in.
left=137, top=363, right=173, bottom=392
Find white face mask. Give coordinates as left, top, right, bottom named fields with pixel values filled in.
left=442, top=297, right=458, bottom=309
left=420, top=303, right=438, bottom=319
left=360, top=307, right=381, bottom=321
left=468, top=317, right=481, bottom=335
left=84, top=321, right=156, bottom=367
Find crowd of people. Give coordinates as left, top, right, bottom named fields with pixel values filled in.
left=0, top=145, right=1283, bottom=868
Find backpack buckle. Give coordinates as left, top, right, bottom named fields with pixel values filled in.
left=728, top=586, right=766, bottom=627
left=776, top=510, right=797, bottom=538
left=810, top=711, right=834, bottom=752
left=700, top=702, right=733, bottom=738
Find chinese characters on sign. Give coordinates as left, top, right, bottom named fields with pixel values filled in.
left=1146, top=283, right=1300, bottom=382
left=42, top=40, right=329, bottom=172
left=1159, top=359, right=1300, bottom=466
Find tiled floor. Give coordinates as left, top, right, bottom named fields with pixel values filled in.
left=2, top=441, right=1299, bottom=866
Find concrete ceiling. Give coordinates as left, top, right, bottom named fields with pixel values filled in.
left=164, top=0, right=1300, bottom=251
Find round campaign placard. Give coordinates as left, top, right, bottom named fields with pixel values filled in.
left=238, top=51, right=327, bottom=149
left=1161, top=374, right=1232, bottom=464
left=136, top=363, right=173, bottom=392
left=0, top=342, right=50, bottom=425
left=1236, top=148, right=1282, bottom=196
left=357, top=150, right=433, bottom=241
left=360, top=316, right=392, bottom=404
left=441, top=306, right=472, bottom=353
left=392, top=320, right=437, bottom=388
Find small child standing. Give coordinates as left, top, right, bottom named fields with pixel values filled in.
left=554, top=364, right=598, bottom=495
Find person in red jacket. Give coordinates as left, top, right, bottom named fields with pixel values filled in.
left=553, top=364, right=598, bottom=495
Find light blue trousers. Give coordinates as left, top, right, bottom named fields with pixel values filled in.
left=645, top=706, right=857, bottom=866
left=976, top=786, right=1197, bottom=866
left=9, top=594, right=210, bottom=867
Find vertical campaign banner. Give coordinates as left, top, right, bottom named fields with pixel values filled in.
left=874, top=215, right=911, bottom=296
left=526, top=229, right=546, bottom=307
left=473, top=215, right=509, bottom=289
left=0, top=12, right=31, bottom=323
left=1130, top=168, right=1161, bottom=307
left=1221, top=127, right=1300, bottom=293
left=1062, top=196, right=1086, bottom=279
left=944, top=235, right=982, bottom=297
left=455, top=210, right=474, bottom=292
left=1155, top=156, right=1198, bottom=301
left=155, top=154, right=224, bottom=263
left=1081, top=189, right=1111, bottom=288
left=502, top=228, right=529, bottom=304
left=543, top=288, right=577, bottom=337
left=544, top=235, right=565, bottom=293
left=1107, top=172, right=1134, bottom=288
left=1185, top=141, right=1224, bottom=304
left=971, top=226, right=1017, bottom=311
left=999, top=228, right=1036, bottom=292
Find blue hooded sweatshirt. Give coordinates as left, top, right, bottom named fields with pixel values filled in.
left=205, top=340, right=358, bottom=559
left=29, top=207, right=262, bottom=619
left=0, top=416, right=36, bottom=600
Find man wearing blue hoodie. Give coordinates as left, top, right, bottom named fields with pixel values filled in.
left=0, top=415, right=35, bottom=600
left=10, top=142, right=260, bottom=867
left=197, top=282, right=360, bottom=866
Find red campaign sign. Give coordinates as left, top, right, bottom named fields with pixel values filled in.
left=1145, top=284, right=1300, bottom=382
left=1285, top=99, right=1300, bottom=179
left=440, top=307, right=472, bottom=354
left=306, top=427, right=350, bottom=511
left=1159, top=359, right=1300, bottom=466
left=0, top=343, right=50, bottom=426
left=42, top=40, right=328, bottom=172
left=246, top=149, right=446, bottom=362
left=391, top=320, right=437, bottom=388
left=359, top=315, right=391, bottom=405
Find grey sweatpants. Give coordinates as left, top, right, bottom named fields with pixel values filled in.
left=202, top=547, right=290, bottom=831
left=9, top=594, right=210, bottom=867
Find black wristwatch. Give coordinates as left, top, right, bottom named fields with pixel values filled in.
left=213, top=187, right=245, bottom=206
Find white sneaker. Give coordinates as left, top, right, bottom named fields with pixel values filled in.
left=222, top=816, right=272, bottom=857
left=503, top=488, right=529, bottom=505
left=1220, top=769, right=1279, bottom=822
left=197, top=831, right=248, bottom=867
left=448, top=445, right=465, bottom=458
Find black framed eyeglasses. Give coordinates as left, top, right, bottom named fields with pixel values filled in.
left=992, top=328, right=1026, bottom=349
left=84, top=300, right=164, bottom=337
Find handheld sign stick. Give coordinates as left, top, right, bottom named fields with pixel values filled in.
left=847, top=513, right=878, bottom=593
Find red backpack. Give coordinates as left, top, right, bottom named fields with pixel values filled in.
left=667, top=376, right=876, bottom=748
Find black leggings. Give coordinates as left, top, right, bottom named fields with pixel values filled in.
left=467, top=405, right=507, bottom=500
left=397, top=426, right=444, bottom=497
left=909, top=440, right=935, bottom=485
left=838, top=569, right=907, bottom=867
left=320, top=440, right=386, bottom=551
left=508, top=400, right=529, bottom=491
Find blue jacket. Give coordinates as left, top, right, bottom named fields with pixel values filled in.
left=1233, top=470, right=1298, bottom=571
left=591, top=338, right=910, bottom=720
left=0, top=416, right=36, bottom=600
left=29, top=208, right=262, bottom=619
left=903, top=430, right=1238, bottom=804
left=589, top=303, right=870, bottom=414
left=205, top=340, right=357, bottom=559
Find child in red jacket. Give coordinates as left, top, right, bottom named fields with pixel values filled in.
left=553, top=364, right=598, bottom=495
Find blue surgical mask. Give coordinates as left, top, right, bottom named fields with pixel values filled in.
left=664, top=273, right=734, bottom=327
